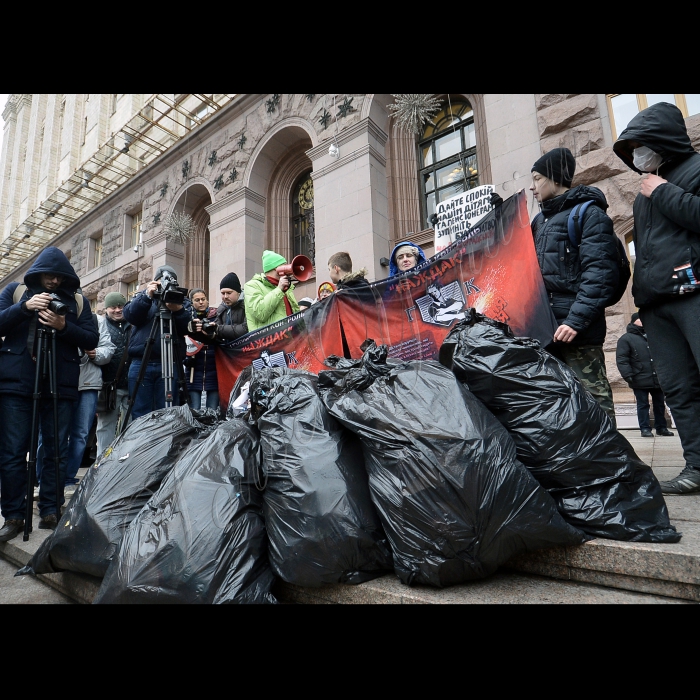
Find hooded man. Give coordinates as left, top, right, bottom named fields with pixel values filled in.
left=244, top=250, right=300, bottom=331
left=613, top=101, right=700, bottom=493
left=530, top=147, right=620, bottom=424
left=388, top=240, right=428, bottom=277
left=0, top=247, right=98, bottom=539
left=616, top=312, right=673, bottom=439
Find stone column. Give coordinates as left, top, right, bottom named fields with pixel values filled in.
left=206, top=187, right=267, bottom=294
left=58, top=94, right=84, bottom=184
left=0, top=96, right=18, bottom=240
left=19, top=93, right=47, bottom=221
left=308, top=117, right=390, bottom=282
left=4, top=95, right=32, bottom=238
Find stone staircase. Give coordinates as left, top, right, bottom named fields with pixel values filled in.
left=2, top=432, right=697, bottom=604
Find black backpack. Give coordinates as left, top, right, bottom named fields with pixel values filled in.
left=534, top=201, right=632, bottom=308
left=568, top=200, right=631, bottom=307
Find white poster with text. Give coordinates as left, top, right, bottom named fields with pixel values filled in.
left=433, top=184, right=494, bottom=253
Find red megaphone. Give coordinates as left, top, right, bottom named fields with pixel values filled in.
left=276, top=255, right=314, bottom=282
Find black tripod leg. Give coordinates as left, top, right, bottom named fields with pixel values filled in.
left=170, top=330, right=190, bottom=407
left=119, top=313, right=159, bottom=434
left=48, top=330, right=61, bottom=521
left=23, top=329, right=45, bottom=541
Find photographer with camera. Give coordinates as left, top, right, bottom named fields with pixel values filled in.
left=184, top=288, right=220, bottom=411
left=0, top=247, right=98, bottom=540
left=122, top=265, right=191, bottom=422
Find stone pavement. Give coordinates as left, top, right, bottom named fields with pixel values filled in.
left=0, top=432, right=697, bottom=604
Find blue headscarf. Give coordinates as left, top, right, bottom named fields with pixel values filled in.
left=389, top=240, right=428, bottom=277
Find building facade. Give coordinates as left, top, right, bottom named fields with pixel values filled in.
left=2, top=93, right=700, bottom=406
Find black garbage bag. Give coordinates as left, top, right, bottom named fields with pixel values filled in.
left=94, top=419, right=277, bottom=604
left=251, top=367, right=393, bottom=586
left=226, top=365, right=253, bottom=420
left=318, top=344, right=587, bottom=587
left=17, top=406, right=212, bottom=580
left=439, top=311, right=680, bottom=543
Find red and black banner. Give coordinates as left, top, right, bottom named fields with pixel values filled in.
left=215, top=190, right=556, bottom=405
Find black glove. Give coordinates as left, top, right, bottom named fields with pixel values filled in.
left=428, top=213, right=439, bottom=227
left=490, top=192, right=504, bottom=208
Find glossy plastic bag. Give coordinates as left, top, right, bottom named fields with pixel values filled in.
left=440, top=311, right=680, bottom=543
left=94, top=419, right=276, bottom=604
left=251, top=368, right=392, bottom=586
left=18, top=406, right=212, bottom=579
left=318, top=344, right=586, bottom=587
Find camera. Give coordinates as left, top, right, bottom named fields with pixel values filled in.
left=154, top=270, right=187, bottom=305
left=200, top=320, right=217, bottom=334
left=47, top=293, right=69, bottom=316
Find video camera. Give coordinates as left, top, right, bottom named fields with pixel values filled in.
left=154, top=270, right=188, bottom=305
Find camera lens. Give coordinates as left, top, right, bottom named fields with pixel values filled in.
left=47, top=294, right=69, bottom=316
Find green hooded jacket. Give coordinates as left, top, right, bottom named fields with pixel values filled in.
left=244, top=273, right=300, bottom=331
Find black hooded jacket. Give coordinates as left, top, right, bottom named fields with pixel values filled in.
left=532, top=185, right=619, bottom=346
left=616, top=322, right=661, bottom=390
left=0, top=247, right=99, bottom=401
left=613, top=102, right=700, bottom=308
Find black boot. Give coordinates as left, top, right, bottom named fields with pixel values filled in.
left=0, top=519, right=25, bottom=542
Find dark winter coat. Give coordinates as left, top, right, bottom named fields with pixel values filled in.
left=532, top=185, right=620, bottom=346
left=102, top=316, right=132, bottom=390
left=613, top=102, right=700, bottom=308
left=185, top=306, right=218, bottom=392
left=213, top=299, right=248, bottom=341
left=336, top=268, right=371, bottom=291
left=0, top=247, right=99, bottom=401
left=123, top=291, right=191, bottom=363
left=616, top=322, right=661, bottom=390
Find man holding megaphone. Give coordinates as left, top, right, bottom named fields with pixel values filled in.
left=244, top=250, right=307, bottom=331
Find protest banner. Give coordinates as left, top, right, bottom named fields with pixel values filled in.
left=434, top=183, right=494, bottom=253
left=215, top=190, right=556, bottom=408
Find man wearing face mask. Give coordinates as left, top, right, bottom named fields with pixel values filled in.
left=614, top=101, right=700, bottom=494
left=530, top=147, right=620, bottom=424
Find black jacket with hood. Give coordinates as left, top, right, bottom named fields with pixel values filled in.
left=616, top=321, right=661, bottom=390
left=613, top=102, right=700, bottom=308
left=532, top=184, right=620, bottom=346
left=0, top=247, right=99, bottom=401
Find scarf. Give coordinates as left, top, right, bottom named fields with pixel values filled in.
left=266, top=276, right=293, bottom=316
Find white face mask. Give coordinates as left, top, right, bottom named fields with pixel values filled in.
left=633, top=146, right=663, bottom=172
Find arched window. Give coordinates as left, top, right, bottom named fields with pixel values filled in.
left=291, top=171, right=315, bottom=263
left=418, top=98, right=478, bottom=227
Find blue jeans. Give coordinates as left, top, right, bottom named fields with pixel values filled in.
left=128, top=359, right=180, bottom=421
left=189, top=390, right=220, bottom=411
left=0, top=394, right=73, bottom=520
left=65, top=389, right=98, bottom=483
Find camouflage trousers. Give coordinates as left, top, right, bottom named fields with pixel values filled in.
left=549, top=344, right=617, bottom=427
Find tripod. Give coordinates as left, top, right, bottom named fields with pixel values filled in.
left=119, top=299, right=190, bottom=434
left=24, top=326, right=62, bottom=541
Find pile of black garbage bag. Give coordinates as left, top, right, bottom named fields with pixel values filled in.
left=18, top=406, right=213, bottom=579
left=439, top=310, right=680, bottom=543
left=318, top=344, right=587, bottom=587
left=249, top=368, right=393, bottom=587
left=94, top=418, right=276, bottom=604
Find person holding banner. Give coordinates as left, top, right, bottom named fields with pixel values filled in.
left=388, top=240, right=428, bottom=277
left=244, top=251, right=300, bottom=332
left=328, top=252, right=370, bottom=292
left=530, top=147, right=619, bottom=425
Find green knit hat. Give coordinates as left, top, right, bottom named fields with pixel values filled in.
left=104, top=292, right=127, bottom=308
left=262, top=250, right=287, bottom=273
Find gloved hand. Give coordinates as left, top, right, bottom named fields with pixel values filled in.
left=489, top=192, right=504, bottom=208
left=428, top=213, right=439, bottom=227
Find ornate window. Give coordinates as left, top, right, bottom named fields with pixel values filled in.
left=130, top=210, right=142, bottom=249
left=607, top=94, right=700, bottom=139
left=291, top=172, right=315, bottom=263
left=418, top=98, right=478, bottom=228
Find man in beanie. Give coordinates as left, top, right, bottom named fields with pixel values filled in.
left=244, top=250, right=300, bottom=331
left=96, top=291, right=132, bottom=455
left=123, top=267, right=191, bottom=420
left=616, top=312, right=674, bottom=438
left=211, top=272, right=248, bottom=341
left=530, top=147, right=620, bottom=425
left=613, top=101, right=700, bottom=493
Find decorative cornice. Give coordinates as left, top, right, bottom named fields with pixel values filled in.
left=311, top=143, right=386, bottom=180
left=206, top=186, right=266, bottom=216
left=208, top=207, right=265, bottom=230
left=306, top=117, right=388, bottom=162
